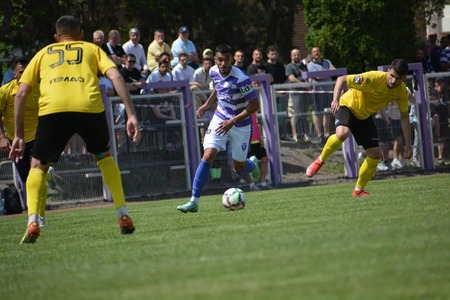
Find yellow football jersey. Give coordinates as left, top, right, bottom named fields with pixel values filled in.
left=340, top=71, right=408, bottom=120
left=0, top=79, right=39, bottom=142
left=20, top=41, right=116, bottom=116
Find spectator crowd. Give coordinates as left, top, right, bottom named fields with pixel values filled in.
left=1, top=26, right=449, bottom=188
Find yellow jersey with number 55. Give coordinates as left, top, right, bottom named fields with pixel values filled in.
left=20, top=41, right=116, bottom=116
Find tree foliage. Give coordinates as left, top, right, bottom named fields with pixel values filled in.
left=303, top=0, right=449, bottom=73
left=0, top=0, right=298, bottom=64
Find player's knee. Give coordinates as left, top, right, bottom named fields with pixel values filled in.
left=366, top=148, right=381, bottom=161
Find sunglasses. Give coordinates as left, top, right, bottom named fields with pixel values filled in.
left=128, top=60, right=136, bottom=63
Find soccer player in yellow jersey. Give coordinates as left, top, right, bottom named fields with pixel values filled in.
left=306, top=59, right=412, bottom=197
left=9, top=15, right=141, bottom=244
left=0, top=57, right=51, bottom=225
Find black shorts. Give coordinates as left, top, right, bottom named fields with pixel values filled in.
left=247, top=142, right=267, bottom=160
left=335, top=106, right=379, bottom=149
left=33, top=112, right=110, bottom=163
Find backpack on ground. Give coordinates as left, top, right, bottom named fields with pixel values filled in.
left=2, top=184, right=23, bottom=215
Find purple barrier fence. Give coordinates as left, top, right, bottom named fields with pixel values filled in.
left=302, top=68, right=358, bottom=178
left=249, top=74, right=282, bottom=185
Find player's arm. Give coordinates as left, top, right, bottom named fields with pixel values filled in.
left=197, top=87, right=217, bottom=117
left=9, top=83, right=31, bottom=162
left=105, top=67, right=140, bottom=143
left=229, top=98, right=260, bottom=126
left=331, top=75, right=347, bottom=114
left=216, top=97, right=260, bottom=135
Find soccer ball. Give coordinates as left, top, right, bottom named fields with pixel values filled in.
left=222, top=188, right=246, bottom=211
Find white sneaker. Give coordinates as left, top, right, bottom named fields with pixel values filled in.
left=391, top=159, right=403, bottom=169
left=410, top=158, right=421, bottom=168
left=38, top=216, right=46, bottom=228
left=377, top=161, right=389, bottom=171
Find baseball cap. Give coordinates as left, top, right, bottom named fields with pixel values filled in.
left=129, top=28, right=140, bottom=35
left=179, top=26, right=189, bottom=33
left=202, top=48, right=213, bottom=57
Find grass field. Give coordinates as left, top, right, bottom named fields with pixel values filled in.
left=1, top=174, right=449, bottom=300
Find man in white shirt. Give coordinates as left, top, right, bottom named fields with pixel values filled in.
left=193, top=57, right=213, bottom=90
left=173, top=53, right=203, bottom=106
left=173, top=53, right=198, bottom=85
left=123, top=28, right=149, bottom=77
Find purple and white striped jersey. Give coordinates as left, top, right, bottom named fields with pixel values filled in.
left=210, top=65, right=257, bottom=127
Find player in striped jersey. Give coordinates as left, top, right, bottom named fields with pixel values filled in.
left=177, top=44, right=260, bottom=213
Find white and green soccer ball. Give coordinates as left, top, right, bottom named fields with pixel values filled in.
left=222, top=187, right=246, bottom=211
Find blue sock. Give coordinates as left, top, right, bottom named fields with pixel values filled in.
left=192, top=160, right=211, bottom=198
left=234, top=159, right=256, bottom=176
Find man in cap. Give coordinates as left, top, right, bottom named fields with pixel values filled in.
left=202, top=48, right=213, bottom=59
left=123, top=28, right=149, bottom=77
left=170, top=26, right=200, bottom=69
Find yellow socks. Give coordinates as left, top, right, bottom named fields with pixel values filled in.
left=97, top=156, right=126, bottom=209
left=26, top=168, right=47, bottom=220
left=38, top=178, right=48, bottom=217
left=320, top=134, right=343, bottom=161
left=356, top=156, right=379, bottom=190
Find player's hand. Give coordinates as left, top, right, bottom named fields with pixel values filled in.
left=126, top=115, right=141, bottom=143
left=331, top=99, right=340, bottom=115
left=196, top=103, right=209, bottom=118
left=8, top=137, right=25, bottom=163
left=216, top=120, right=234, bottom=135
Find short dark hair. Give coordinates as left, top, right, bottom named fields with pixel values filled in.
left=202, top=57, right=212, bottom=63
left=55, top=15, right=81, bottom=36
left=267, top=45, right=278, bottom=53
left=215, top=44, right=233, bottom=55
left=391, top=59, right=408, bottom=77
left=126, top=53, right=136, bottom=60
left=159, top=51, right=171, bottom=63
left=12, top=56, right=29, bottom=69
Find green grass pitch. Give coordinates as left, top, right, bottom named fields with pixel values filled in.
left=1, top=174, right=449, bottom=300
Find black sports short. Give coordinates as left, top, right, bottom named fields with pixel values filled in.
left=247, top=142, right=267, bottom=160
left=33, top=112, right=110, bottom=163
left=335, top=106, right=379, bottom=149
